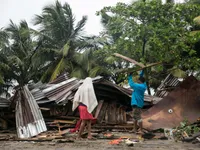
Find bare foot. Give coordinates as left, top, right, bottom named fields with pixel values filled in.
left=87, top=136, right=96, bottom=140
left=76, top=137, right=84, bottom=140
left=136, top=129, right=144, bottom=134
left=129, top=130, right=137, bottom=133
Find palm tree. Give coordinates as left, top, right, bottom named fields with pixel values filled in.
left=188, top=0, right=200, bottom=4
left=32, top=1, right=105, bottom=81
left=0, top=30, right=12, bottom=96
left=0, top=20, right=42, bottom=88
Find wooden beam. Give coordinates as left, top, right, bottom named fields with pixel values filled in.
left=113, top=53, right=145, bottom=68
left=115, top=62, right=163, bottom=74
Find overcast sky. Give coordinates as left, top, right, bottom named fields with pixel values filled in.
left=0, top=0, right=131, bottom=35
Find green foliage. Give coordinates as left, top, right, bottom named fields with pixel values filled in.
left=1, top=0, right=200, bottom=95
left=32, top=1, right=106, bottom=81
left=173, top=119, right=200, bottom=140
left=97, top=0, right=200, bottom=86
left=0, top=20, right=45, bottom=96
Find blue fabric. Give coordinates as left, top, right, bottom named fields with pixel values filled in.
left=128, top=70, right=147, bottom=108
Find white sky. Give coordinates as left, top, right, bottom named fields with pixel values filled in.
left=0, top=0, right=131, bottom=35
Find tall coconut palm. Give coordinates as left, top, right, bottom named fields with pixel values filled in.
left=0, top=20, right=42, bottom=90
left=32, top=1, right=105, bottom=81
left=0, top=30, right=12, bottom=96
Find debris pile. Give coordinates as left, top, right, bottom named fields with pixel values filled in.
left=0, top=73, right=200, bottom=144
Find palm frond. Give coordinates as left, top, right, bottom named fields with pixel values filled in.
left=62, top=42, right=70, bottom=57
left=50, top=58, right=68, bottom=81
left=73, top=16, right=87, bottom=38
left=105, top=56, right=116, bottom=64
left=194, top=15, right=200, bottom=25
left=70, top=67, right=87, bottom=79
left=0, top=74, right=4, bottom=84
left=100, top=12, right=111, bottom=28
left=8, top=55, right=23, bottom=66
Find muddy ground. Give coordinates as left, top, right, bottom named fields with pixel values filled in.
left=0, top=139, right=200, bottom=150
left=0, top=132, right=199, bottom=150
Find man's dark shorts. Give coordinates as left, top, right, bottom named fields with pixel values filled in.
left=132, top=105, right=142, bottom=121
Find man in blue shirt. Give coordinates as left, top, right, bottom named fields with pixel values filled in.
left=128, top=70, right=147, bottom=133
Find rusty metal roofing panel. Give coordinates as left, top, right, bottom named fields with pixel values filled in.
left=31, top=89, right=46, bottom=101
left=142, top=76, right=200, bottom=130
left=15, top=86, right=47, bottom=138
left=154, top=74, right=180, bottom=98
left=43, top=79, right=79, bottom=101
left=49, top=73, right=69, bottom=84
left=43, top=78, right=77, bottom=93
left=28, top=75, right=158, bottom=106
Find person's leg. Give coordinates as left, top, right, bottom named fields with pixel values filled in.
left=138, top=119, right=143, bottom=133
left=77, top=120, right=86, bottom=139
left=87, top=120, right=92, bottom=139
left=136, top=108, right=143, bottom=134
left=133, top=120, right=138, bottom=132
left=131, top=107, right=138, bottom=132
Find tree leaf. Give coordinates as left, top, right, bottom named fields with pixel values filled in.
left=63, top=42, right=70, bottom=57
left=50, top=58, right=65, bottom=81
left=168, top=68, right=187, bottom=78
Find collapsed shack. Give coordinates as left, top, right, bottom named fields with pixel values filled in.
left=1, top=75, right=160, bottom=137
left=4, top=73, right=199, bottom=141
left=0, top=73, right=199, bottom=143
left=28, top=76, right=158, bottom=131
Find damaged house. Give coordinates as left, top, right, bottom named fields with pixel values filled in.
left=2, top=73, right=200, bottom=139
left=5, top=74, right=159, bottom=138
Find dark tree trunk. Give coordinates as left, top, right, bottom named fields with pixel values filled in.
left=142, top=37, right=151, bottom=95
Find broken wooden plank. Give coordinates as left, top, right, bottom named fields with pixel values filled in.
left=97, top=102, right=108, bottom=123
left=39, top=107, right=50, bottom=111
left=53, top=119, right=76, bottom=124
left=113, top=53, right=145, bottom=68
left=115, top=62, right=163, bottom=74
left=93, top=125, right=134, bottom=129
left=107, top=103, right=117, bottom=124
left=95, top=100, right=104, bottom=118
left=54, top=139, right=74, bottom=143
left=58, top=129, right=70, bottom=135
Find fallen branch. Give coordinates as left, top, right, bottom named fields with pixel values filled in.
left=113, top=53, right=145, bottom=68
left=182, top=132, right=200, bottom=142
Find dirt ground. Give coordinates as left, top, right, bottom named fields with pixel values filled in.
left=0, top=132, right=199, bottom=150
left=0, top=139, right=200, bottom=150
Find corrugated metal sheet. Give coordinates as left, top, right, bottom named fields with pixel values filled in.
left=154, top=74, right=180, bottom=98
left=142, top=75, right=200, bottom=130
left=49, top=73, right=69, bottom=84
left=28, top=75, right=157, bottom=107
left=15, top=86, right=47, bottom=138
left=0, top=97, right=10, bottom=108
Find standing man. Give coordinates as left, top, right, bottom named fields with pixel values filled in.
left=128, top=70, right=147, bottom=134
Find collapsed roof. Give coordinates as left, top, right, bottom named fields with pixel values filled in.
left=27, top=75, right=158, bottom=108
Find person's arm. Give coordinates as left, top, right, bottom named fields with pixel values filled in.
left=128, top=73, right=136, bottom=89
left=139, top=70, right=144, bottom=77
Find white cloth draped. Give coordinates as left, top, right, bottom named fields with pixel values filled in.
left=72, top=77, right=98, bottom=113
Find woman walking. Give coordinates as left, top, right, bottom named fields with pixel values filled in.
left=72, top=77, right=98, bottom=140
